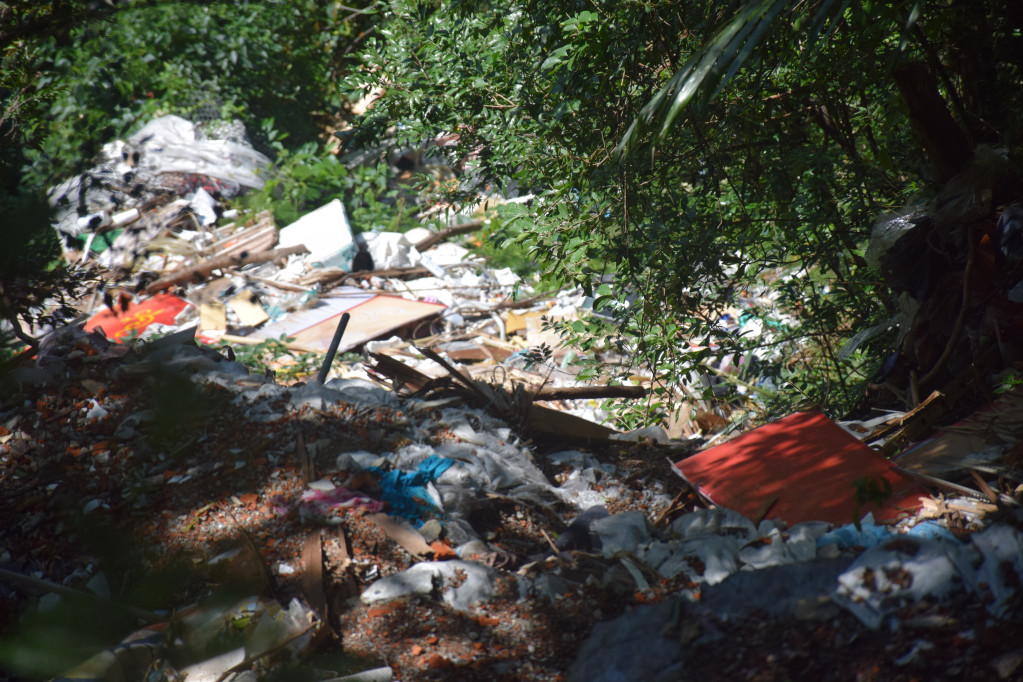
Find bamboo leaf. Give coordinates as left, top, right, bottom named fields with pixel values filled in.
left=616, top=0, right=792, bottom=160
left=710, top=0, right=789, bottom=104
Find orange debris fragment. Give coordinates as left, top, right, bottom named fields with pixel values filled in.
left=429, top=540, right=457, bottom=559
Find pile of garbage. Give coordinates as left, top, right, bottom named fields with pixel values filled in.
left=3, top=316, right=1023, bottom=681
left=2, top=118, right=1023, bottom=681
left=41, top=115, right=654, bottom=438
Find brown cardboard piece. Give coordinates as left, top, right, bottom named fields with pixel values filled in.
left=229, top=291, right=270, bottom=326
left=366, top=513, right=434, bottom=557
left=253, top=286, right=446, bottom=353
left=198, top=301, right=227, bottom=333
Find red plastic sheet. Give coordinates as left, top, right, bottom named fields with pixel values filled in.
left=84, top=293, right=191, bottom=341
left=675, top=412, right=930, bottom=526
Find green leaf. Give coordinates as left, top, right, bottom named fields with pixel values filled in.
left=540, top=45, right=571, bottom=71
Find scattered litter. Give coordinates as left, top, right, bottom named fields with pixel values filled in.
left=367, top=455, right=454, bottom=526
left=833, top=523, right=1023, bottom=628
left=360, top=560, right=508, bottom=611
left=7, top=109, right=1023, bottom=682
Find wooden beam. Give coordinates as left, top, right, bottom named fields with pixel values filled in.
left=143, top=245, right=309, bottom=294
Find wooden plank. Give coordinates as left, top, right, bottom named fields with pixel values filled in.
left=366, top=513, right=434, bottom=557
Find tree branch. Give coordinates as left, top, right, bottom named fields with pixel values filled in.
left=143, top=245, right=308, bottom=295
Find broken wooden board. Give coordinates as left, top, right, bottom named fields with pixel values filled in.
left=435, top=340, right=513, bottom=363
left=896, top=384, right=1023, bottom=477
left=368, top=349, right=621, bottom=442
left=675, top=412, right=931, bottom=526
left=209, top=212, right=277, bottom=258
left=528, top=404, right=618, bottom=442
left=291, top=295, right=445, bottom=352
left=253, top=287, right=445, bottom=353
left=874, top=348, right=998, bottom=456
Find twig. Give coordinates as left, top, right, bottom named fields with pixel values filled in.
left=3, top=314, right=39, bottom=354
left=752, top=493, right=780, bottom=526
left=653, top=489, right=689, bottom=526
left=919, top=226, right=976, bottom=390
left=534, top=385, right=646, bottom=401
left=0, top=567, right=164, bottom=624
left=539, top=528, right=561, bottom=555
left=0, top=342, right=37, bottom=374
left=668, top=457, right=713, bottom=508
left=412, top=219, right=485, bottom=252
left=212, top=620, right=319, bottom=682
left=898, top=466, right=1019, bottom=507
left=338, top=266, right=433, bottom=281
left=247, top=276, right=312, bottom=293
left=414, top=345, right=494, bottom=406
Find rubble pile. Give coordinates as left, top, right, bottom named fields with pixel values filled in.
left=41, top=116, right=643, bottom=434
left=2, top=118, right=1023, bottom=681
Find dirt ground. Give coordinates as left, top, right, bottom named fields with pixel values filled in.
left=1, top=331, right=1022, bottom=681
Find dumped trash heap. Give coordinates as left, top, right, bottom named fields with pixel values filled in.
left=3, top=118, right=1023, bottom=681
left=4, top=313, right=1023, bottom=681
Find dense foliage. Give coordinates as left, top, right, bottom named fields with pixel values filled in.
left=1, top=0, right=373, bottom=355
left=2, top=0, right=364, bottom=190
left=347, top=0, right=1023, bottom=421
left=3, top=0, right=1022, bottom=421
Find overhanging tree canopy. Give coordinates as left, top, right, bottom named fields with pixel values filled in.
left=347, top=0, right=1023, bottom=420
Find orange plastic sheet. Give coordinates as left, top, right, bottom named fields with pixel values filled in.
left=675, top=412, right=931, bottom=526
left=84, top=293, right=191, bottom=342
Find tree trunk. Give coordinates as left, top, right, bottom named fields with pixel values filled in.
left=892, top=61, right=973, bottom=182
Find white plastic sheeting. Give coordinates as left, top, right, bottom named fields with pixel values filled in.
left=127, top=115, right=271, bottom=190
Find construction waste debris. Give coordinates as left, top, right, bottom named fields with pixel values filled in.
left=2, top=119, right=1023, bottom=681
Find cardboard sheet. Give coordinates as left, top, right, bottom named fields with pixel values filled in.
left=229, top=291, right=270, bottom=326
left=289, top=296, right=445, bottom=352
left=675, top=412, right=930, bottom=526
left=256, top=288, right=373, bottom=344
left=198, top=301, right=227, bottom=333
left=254, top=287, right=445, bottom=353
